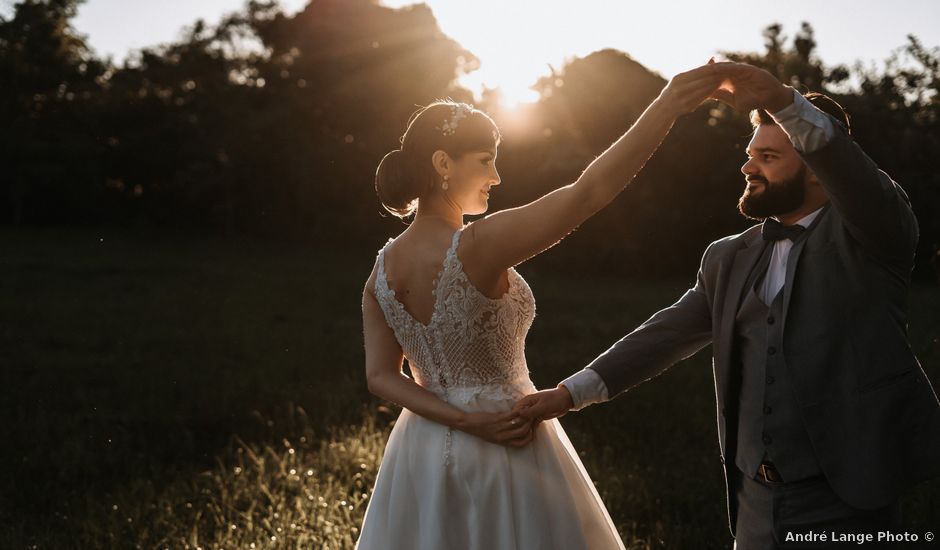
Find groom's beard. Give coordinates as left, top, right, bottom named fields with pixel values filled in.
left=737, top=166, right=807, bottom=221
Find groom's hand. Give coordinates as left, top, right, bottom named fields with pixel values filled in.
left=656, top=60, right=727, bottom=118
left=513, top=386, right=574, bottom=422
left=709, top=62, right=794, bottom=113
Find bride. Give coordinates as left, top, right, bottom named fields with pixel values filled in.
left=358, top=62, right=725, bottom=549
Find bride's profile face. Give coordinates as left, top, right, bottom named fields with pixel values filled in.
left=449, top=148, right=500, bottom=215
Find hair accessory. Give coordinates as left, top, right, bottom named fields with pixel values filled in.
left=440, top=104, right=472, bottom=136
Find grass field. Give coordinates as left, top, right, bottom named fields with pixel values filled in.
left=2, top=227, right=938, bottom=549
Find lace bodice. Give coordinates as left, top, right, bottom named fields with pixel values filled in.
left=374, top=228, right=537, bottom=405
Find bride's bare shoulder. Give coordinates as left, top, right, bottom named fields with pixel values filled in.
left=364, top=262, right=379, bottom=296
left=364, top=236, right=396, bottom=296
left=458, top=219, right=510, bottom=267
left=457, top=220, right=483, bottom=256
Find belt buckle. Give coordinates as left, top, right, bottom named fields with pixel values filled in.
left=758, top=463, right=770, bottom=482
left=758, top=463, right=781, bottom=483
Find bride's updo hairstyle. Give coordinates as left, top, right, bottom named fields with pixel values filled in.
left=375, top=101, right=500, bottom=218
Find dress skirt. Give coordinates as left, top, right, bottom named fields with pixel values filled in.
left=355, top=391, right=625, bottom=550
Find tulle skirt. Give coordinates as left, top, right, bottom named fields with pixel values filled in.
left=355, top=392, right=625, bottom=550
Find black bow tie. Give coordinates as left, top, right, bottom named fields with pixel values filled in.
left=762, top=218, right=806, bottom=242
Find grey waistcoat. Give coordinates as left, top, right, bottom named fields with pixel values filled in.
left=734, top=243, right=822, bottom=482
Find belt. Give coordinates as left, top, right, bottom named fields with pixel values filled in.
left=756, top=460, right=784, bottom=483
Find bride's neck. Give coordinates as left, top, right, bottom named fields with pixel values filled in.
left=413, top=201, right=463, bottom=231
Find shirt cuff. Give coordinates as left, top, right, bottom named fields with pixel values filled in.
left=768, top=88, right=835, bottom=154
left=560, top=368, right=609, bottom=411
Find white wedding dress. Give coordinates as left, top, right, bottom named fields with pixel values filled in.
left=356, top=227, right=625, bottom=550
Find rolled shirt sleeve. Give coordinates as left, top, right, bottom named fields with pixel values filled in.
left=768, top=88, right=836, bottom=154
left=560, top=368, right=609, bottom=411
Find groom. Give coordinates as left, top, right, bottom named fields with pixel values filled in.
left=515, top=63, right=940, bottom=548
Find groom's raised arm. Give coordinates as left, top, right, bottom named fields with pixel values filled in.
left=772, top=89, right=918, bottom=263
left=561, top=245, right=716, bottom=410
left=714, top=62, right=918, bottom=264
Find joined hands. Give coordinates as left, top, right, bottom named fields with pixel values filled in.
left=512, top=386, right=575, bottom=423
left=656, top=57, right=795, bottom=118
left=707, top=60, right=794, bottom=113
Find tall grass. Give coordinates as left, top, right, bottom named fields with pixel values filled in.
left=64, top=406, right=388, bottom=550
left=2, top=227, right=938, bottom=549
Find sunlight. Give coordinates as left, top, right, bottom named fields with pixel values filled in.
left=460, top=70, right=540, bottom=110
left=380, top=0, right=662, bottom=110
left=379, top=0, right=940, bottom=115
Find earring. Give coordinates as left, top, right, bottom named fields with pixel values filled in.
left=442, top=175, right=449, bottom=191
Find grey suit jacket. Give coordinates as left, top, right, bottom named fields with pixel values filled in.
left=585, top=122, right=940, bottom=532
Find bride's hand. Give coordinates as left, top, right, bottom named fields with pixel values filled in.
left=456, top=410, right=537, bottom=448
left=512, top=386, right=574, bottom=422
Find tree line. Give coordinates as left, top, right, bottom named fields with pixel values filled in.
left=2, top=0, right=938, bottom=278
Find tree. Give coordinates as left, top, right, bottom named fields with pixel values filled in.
left=0, top=0, right=106, bottom=225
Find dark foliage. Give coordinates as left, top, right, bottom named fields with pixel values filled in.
left=1, top=0, right=938, bottom=279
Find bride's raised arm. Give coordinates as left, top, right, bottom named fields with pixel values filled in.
left=461, top=63, right=725, bottom=273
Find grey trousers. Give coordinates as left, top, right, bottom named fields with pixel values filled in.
left=730, top=466, right=901, bottom=549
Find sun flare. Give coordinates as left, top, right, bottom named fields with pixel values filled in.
left=460, top=70, right=541, bottom=110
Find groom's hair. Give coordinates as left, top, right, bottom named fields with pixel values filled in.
left=751, top=92, right=851, bottom=135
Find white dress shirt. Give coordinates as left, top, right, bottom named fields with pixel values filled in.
left=560, top=89, right=837, bottom=411
left=758, top=207, right=823, bottom=304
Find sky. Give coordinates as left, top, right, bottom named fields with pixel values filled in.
left=7, top=0, right=937, bottom=106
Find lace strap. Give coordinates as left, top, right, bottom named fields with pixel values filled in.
left=438, top=227, right=464, bottom=282
left=374, top=238, right=406, bottom=332
left=374, top=238, right=393, bottom=294
left=449, top=226, right=464, bottom=253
